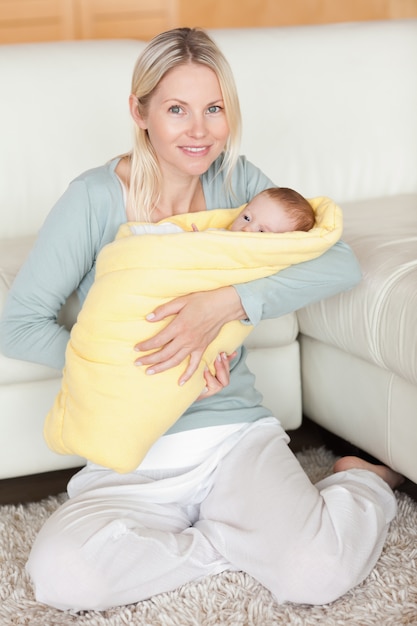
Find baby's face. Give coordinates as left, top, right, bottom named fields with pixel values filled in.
left=230, top=195, right=295, bottom=233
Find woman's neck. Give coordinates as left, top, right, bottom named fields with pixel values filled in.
left=154, top=178, right=205, bottom=221
left=115, top=156, right=207, bottom=222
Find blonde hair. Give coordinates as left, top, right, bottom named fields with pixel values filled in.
left=263, top=187, right=315, bottom=231
left=126, top=27, right=242, bottom=221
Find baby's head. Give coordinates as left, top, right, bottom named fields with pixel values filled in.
left=230, top=187, right=315, bottom=233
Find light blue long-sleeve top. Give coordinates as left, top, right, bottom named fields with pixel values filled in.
left=0, top=155, right=361, bottom=433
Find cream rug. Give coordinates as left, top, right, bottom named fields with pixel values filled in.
left=1, top=447, right=416, bottom=626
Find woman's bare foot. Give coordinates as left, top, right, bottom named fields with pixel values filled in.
left=333, top=456, right=405, bottom=490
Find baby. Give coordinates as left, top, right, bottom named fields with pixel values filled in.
left=229, top=187, right=315, bottom=233
left=131, top=187, right=315, bottom=237
left=46, top=188, right=340, bottom=474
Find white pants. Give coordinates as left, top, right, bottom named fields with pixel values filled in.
left=26, top=420, right=396, bottom=612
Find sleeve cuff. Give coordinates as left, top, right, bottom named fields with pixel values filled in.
left=233, top=283, right=263, bottom=326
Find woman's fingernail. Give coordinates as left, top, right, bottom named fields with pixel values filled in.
left=222, top=352, right=227, bottom=360
left=135, top=360, right=142, bottom=366
left=202, top=387, right=208, bottom=394
left=216, top=354, right=222, bottom=362
left=146, top=369, right=155, bottom=375
left=146, top=313, right=155, bottom=320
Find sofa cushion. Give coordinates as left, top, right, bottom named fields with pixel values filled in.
left=297, top=194, right=417, bottom=386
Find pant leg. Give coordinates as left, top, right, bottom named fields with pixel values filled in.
left=195, top=421, right=397, bottom=605
left=26, top=479, right=230, bottom=611
left=26, top=421, right=263, bottom=612
left=27, top=420, right=397, bottom=611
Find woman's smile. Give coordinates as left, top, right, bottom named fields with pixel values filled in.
left=181, top=146, right=209, bottom=152
left=180, top=145, right=211, bottom=157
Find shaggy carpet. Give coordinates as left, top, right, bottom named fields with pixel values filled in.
left=1, top=447, right=416, bottom=626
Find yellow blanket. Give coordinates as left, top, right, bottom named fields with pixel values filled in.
left=45, top=197, right=342, bottom=472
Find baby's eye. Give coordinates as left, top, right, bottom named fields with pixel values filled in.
left=169, top=105, right=182, bottom=114
left=243, top=214, right=250, bottom=222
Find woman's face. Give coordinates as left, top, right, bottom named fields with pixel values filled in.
left=134, top=63, right=230, bottom=179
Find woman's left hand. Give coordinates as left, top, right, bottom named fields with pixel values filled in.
left=134, top=286, right=246, bottom=385
left=196, top=351, right=237, bottom=400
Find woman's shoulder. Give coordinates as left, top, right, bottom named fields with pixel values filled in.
left=202, top=154, right=276, bottom=208
left=41, top=157, right=125, bottom=249
left=203, top=154, right=250, bottom=181
left=71, top=157, right=121, bottom=190
left=69, top=157, right=125, bottom=223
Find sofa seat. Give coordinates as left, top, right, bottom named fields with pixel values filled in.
left=298, top=194, right=417, bottom=386
left=298, top=194, right=417, bottom=481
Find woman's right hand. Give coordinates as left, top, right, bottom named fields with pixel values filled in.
left=196, top=351, right=237, bottom=400
left=134, top=286, right=246, bottom=385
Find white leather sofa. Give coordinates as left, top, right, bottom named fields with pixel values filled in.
left=0, top=19, right=416, bottom=483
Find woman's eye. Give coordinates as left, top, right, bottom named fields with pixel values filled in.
left=207, top=105, right=222, bottom=114
left=169, top=105, right=182, bottom=114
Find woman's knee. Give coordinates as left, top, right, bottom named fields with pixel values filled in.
left=26, top=529, right=109, bottom=611
left=268, top=530, right=385, bottom=606
left=277, top=557, right=360, bottom=605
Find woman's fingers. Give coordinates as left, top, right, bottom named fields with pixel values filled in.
left=178, top=350, right=206, bottom=386
left=135, top=342, right=201, bottom=376
left=134, top=299, right=188, bottom=354
left=134, top=294, right=219, bottom=372
left=133, top=288, right=245, bottom=378
left=219, top=351, right=237, bottom=387
left=196, top=351, right=237, bottom=400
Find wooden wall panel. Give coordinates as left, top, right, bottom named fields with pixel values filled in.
left=1, top=0, right=416, bottom=45
left=177, top=0, right=417, bottom=29
left=387, top=0, right=417, bottom=18
left=75, top=0, right=177, bottom=40
left=0, top=0, right=74, bottom=44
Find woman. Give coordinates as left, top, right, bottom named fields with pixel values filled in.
left=0, top=28, right=402, bottom=611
